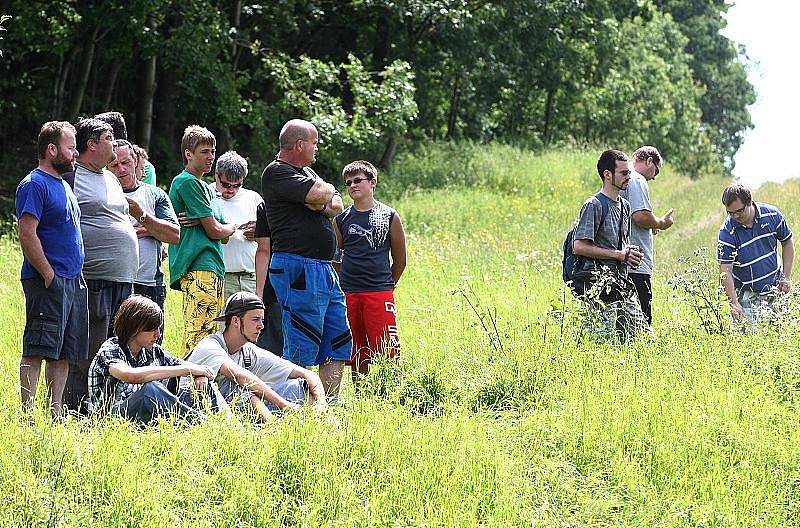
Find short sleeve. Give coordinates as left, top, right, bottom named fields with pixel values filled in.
left=153, top=187, right=178, bottom=224
left=574, top=198, right=602, bottom=242
left=248, top=347, right=294, bottom=384
left=179, top=178, right=214, bottom=219
left=15, top=179, right=46, bottom=221
left=186, top=339, right=228, bottom=379
left=775, top=211, right=792, bottom=242
left=268, top=164, right=316, bottom=204
left=717, top=226, right=736, bottom=263
left=255, top=202, right=271, bottom=238
left=626, top=177, right=652, bottom=214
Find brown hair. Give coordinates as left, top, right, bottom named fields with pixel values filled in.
left=722, top=183, right=752, bottom=207
left=342, top=160, right=377, bottom=182
left=180, top=125, right=216, bottom=164
left=113, top=295, right=164, bottom=346
left=596, top=149, right=628, bottom=181
left=37, top=121, right=76, bottom=160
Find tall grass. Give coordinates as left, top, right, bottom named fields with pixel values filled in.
left=1, top=143, right=800, bottom=526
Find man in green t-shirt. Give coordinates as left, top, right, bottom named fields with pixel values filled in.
left=168, top=125, right=236, bottom=357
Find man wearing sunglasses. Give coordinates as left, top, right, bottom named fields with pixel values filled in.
left=213, top=151, right=264, bottom=300
left=718, top=183, right=794, bottom=326
left=619, top=146, right=674, bottom=325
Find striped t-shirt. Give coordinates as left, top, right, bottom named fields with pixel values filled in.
left=717, top=202, right=792, bottom=292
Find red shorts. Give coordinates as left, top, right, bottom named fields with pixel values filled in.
left=345, top=290, right=399, bottom=364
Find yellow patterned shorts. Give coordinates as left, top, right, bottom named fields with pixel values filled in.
left=180, top=270, right=224, bottom=357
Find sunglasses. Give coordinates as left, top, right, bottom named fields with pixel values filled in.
left=219, top=180, right=243, bottom=189
left=345, top=176, right=372, bottom=187
left=651, top=157, right=661, bottom=176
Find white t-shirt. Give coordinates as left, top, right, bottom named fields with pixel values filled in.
left=217, top=187, right=263, bottom=273
left=181, top=333, right=294, bottom=398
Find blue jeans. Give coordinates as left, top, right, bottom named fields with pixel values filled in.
left=111, top=381, right=216, bottom=424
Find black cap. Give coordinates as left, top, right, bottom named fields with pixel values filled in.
left=213, top=291, right=265, bottom=321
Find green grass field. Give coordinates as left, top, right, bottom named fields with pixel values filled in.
left=2, top=145, right=800, bottom=526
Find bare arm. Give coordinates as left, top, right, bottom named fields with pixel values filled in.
left=631, top=208, right=674, bottom=231
left=126, top=198, right=180, bottom=244
left=108, top=362, right=213, bottom=385
left=779, top=237, right=794, bottom=292
left=333, top=221, right=344, bottom=273
left=289, top=365, right=327, bottom=407
left=18, top=214, right=55, bottom=287
left=719, top=263, right=744, bottom=321
left=322, top=192, right=344, bottom=218
left=198, top=215, right=236, bottom=240
left=304, top=178, right=336, bottom=206
left=572, top=239, right=643, bottom=268
left=217, top=358, right=292, bottom=410
left=389, top=213, right=407, bottom=284
left=255, top=237, right=271, bottom=300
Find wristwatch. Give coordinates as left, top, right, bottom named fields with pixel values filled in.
left=138, top=212, right=148, bottom=224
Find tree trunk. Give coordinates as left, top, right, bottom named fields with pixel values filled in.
left=137, top=51, right=157, bottom=149
left=543, top=83, right=557, bottom=146
left=66, top=26, right=100, bottom=121
left=102, top=60, right=123, bottom=111
left=378, top=135, right=398, bottom=171
left=446, top=76, right=461, bottom=140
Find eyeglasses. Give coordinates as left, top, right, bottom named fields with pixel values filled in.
left=615, top=169, right=631, bottom=177
left=651, top=157, right=660, bottom=176
left=345, top=176, right=372, bottom=187
left=727, top=204, right=748, bottom=216
left=219, top=180, right=243, bottom=189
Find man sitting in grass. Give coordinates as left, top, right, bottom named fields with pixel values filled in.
left=718, top=183, right=794, bottom=326
left=183, top=292, right=328, bottom=421
left=87, top=295, right=219, bottom=423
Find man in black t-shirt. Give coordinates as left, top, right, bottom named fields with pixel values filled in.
left=260, top=119, right=350, bottom=398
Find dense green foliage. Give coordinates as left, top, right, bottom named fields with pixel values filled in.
left=1, top=143, right=800, bottom=525
left=0, top=0, right=753, bottom=193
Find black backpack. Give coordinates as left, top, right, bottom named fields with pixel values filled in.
left=562, top=193, right=612, bottom=290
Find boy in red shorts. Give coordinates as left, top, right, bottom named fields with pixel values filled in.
left=334, top=161, right=406, bottom=381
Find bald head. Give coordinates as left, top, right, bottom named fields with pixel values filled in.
left=279, top=119, right=317, bottom=151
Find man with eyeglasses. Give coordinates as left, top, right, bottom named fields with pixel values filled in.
left=64, top=118, right=139, bottom=412
left=718, top=183, right=794, bottom=326
left=260, top=119, right=350, bottom=399
left=211, top=151, right=264, bottom=300
left=572, top=149, right=650, bottom=343
left=619, top=146, right=674, bottom=325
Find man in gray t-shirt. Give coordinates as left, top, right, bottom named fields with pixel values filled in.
left=64, top=118, right=139, bottom=412
left=572, top=150, right=650, bottom=342
left=183, top=292, right=328, bottom=420
left=619, top=146, right=674, bottom=325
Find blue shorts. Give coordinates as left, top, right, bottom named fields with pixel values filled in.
left=269, top=252, right=352, bottom=366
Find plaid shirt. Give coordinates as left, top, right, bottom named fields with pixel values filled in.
left=87, top=337, right=183, bottom=414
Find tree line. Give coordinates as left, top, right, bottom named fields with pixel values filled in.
left=0, top=0, right=754, bottom=190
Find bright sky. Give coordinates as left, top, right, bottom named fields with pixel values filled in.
left=724, top=0, right=800, bottom=187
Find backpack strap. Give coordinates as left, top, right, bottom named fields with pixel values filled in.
left=593, top=192, right=611, bottom=237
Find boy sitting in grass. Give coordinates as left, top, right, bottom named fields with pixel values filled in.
left=333, top=161, right=406, bottom=382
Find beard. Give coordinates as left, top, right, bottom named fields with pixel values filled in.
left=52, top=153, right=76, bottom=174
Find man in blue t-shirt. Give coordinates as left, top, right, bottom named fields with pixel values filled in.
left=718, top=183, right=794, bottom=325
left=15, top=121, right=88, bottom=419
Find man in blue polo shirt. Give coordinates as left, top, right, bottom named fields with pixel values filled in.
left=717, top=183, right=794, bottom=324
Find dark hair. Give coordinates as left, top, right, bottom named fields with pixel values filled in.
left=95, top=111, right=127, bottom=140
left=596, top=149, right=628, bottom=181
left=632, top=145, right=662, bottom=165
left=75, top=118, right=113, bottom=154
left=722, top=183, right=752, bottom=207
left=37, top=121, right=76, bottom=160
left=113, top=295, right=163, bottom=346
left=342, top=160, right=377, bottom=182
